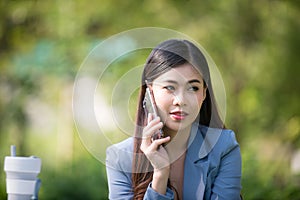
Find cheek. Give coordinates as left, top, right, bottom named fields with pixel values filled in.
left=154, top=92, right=171, bottom=109
left=153, top=92, right=172, bottom=120
left=185, top=95, right=203, bottom=123
left=188, top=93, right=203, bottom=107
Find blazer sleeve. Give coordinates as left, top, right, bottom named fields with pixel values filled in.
left=144, top=183, right=174, bottom=200
left=210, top=131, right=242, bottom=200
left=106, top=145, right=134, bottom=200
left=106, top=141, right=175, bottom=200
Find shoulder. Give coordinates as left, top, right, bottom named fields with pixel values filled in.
left=213, top=127, right=238, bottom=146
left=216, top=128, right=239, bottom=155
left=106, top=137, right=134, bottom=173
left=107, top=137, right=134, bottom=151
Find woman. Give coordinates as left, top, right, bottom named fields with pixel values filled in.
left=106, top=39, right=242, bottom=199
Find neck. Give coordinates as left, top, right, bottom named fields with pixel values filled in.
left=164, top=126, right=191, bottom=161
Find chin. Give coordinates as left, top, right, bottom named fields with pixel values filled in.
left=165, top=122, right=190, bottom=133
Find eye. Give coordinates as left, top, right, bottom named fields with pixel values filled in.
left=188, top=86, right=199, bottom=91
left=163, top=85, right=175, bottom=91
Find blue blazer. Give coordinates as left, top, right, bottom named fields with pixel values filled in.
left=106, top=125, right=242, bottom=200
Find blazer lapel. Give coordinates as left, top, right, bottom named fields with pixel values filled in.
left=183, top=124, right=222, bottom=200
left=184, top=123, right=207, bottom=200
left=187, top=124, right=222, bottom=162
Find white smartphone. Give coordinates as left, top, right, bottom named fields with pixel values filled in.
left=143, top=86, right=164, bottom=140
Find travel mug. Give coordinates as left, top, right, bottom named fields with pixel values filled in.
left=4, top=145, right=42, bottom=200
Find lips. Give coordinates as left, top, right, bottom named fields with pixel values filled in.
left=170, top=111, right=188, bottom=120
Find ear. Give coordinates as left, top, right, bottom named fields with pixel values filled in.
left=203, top=86, right=207, bottom=102
left=145, top=80, right=152, bottom=88
left=146, top=82, right=154, bottom=91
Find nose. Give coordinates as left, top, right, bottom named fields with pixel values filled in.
left=172, top=91, right=186, bottom=106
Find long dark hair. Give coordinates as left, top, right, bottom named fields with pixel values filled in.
left=132, top=39, right=224, bottom=199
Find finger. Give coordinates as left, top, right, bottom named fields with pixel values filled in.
left=142, top=121, right=163, bottom=139
left=147, top=113, right=152, bottom=124
left=140, top=136, right=171, bottom=160
left=143, top=116, right=161, bottom=135
left=148, top=136, right=170, bottom=151
left=141, top=129, right=167, bottom=152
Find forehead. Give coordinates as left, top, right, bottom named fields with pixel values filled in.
left=154, top=63, right=203, bottom=83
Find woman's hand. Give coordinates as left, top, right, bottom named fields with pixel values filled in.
left=140, top=114, right=171, bottom=194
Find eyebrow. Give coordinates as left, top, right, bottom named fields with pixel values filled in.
left=162, top=79, right=202, bottom=84
left=188, top=79, right=202, bottom=84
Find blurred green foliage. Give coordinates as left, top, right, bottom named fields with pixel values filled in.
left=0, top=0, right=299, bottom=199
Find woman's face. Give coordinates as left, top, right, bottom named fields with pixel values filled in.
left=151, top=63, right=207, bottom=133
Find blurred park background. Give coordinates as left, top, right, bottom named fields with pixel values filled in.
left=0, top=0, right=299, bottom=199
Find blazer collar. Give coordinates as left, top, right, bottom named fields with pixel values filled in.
left=187, top=123, right=222, bottom=162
